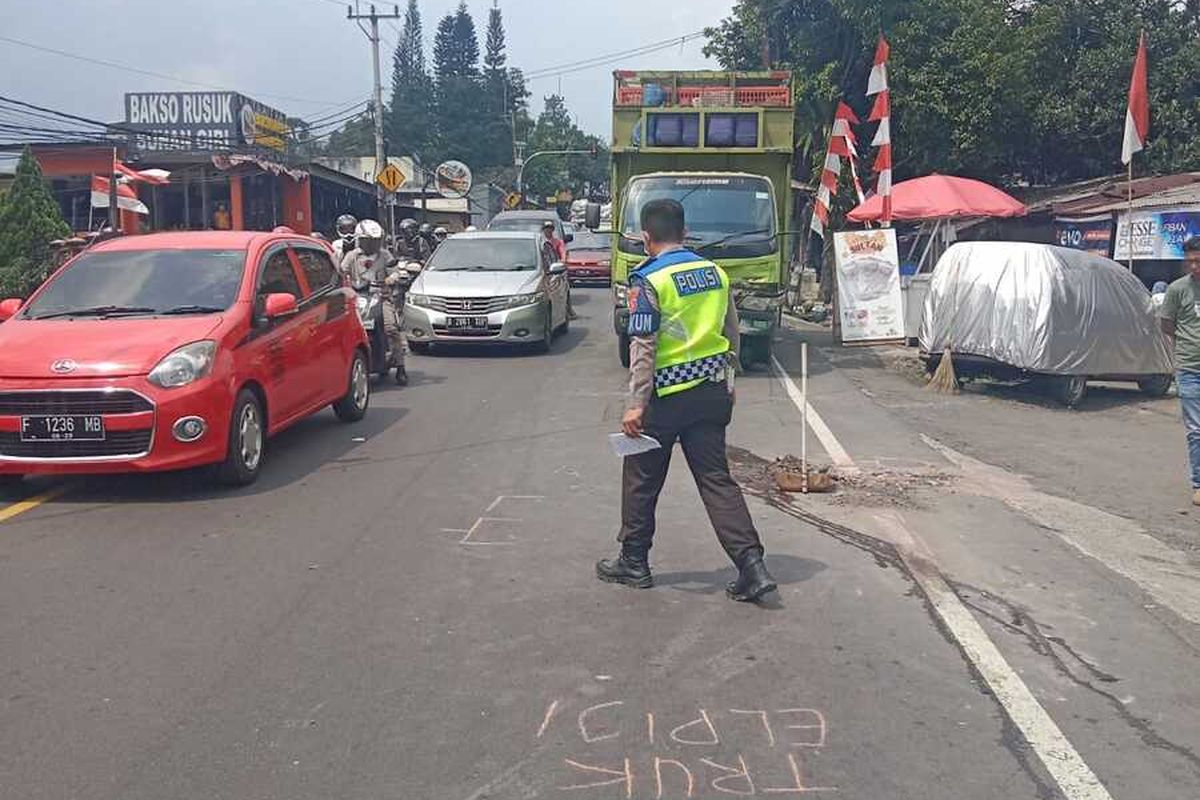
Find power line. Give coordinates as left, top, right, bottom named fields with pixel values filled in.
left=523, top=31, right=707, bottom=81
left=0, top=34, right=341, bottom=106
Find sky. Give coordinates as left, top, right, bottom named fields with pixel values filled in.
left=2, top=0, right=736, bottom=141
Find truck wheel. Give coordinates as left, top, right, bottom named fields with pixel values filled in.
left=618, top=333, right=631, bottom=368
left=1138, top=374, right=1172, bottom=397
left=1055, top=376, right=1088, bottom=408
left=740, top=337, right=769, bottom=371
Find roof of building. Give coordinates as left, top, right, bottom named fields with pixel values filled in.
left=1018, top=172, right=1200, bottom=217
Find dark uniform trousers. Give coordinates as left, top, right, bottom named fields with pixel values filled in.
left=618, top=379, right=764, bottom=566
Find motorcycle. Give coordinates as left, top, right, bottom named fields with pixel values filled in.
left=355, top=265, right=413, bottom=385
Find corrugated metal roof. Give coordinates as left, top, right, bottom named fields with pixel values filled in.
left=1051, top=172, right=1200, bottom=216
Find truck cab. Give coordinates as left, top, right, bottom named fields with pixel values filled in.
left=600, top=70, right=796, bottom=368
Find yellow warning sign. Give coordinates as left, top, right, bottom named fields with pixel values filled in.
left=504, top=191, right=522, bottom=210
left=375, top=163, right=407, bottom=193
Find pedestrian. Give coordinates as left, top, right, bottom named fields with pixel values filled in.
left=1160, top=236, right=1200, bottom=506
left=541, top=220, right=566, bottom=265
left=596, top=198, right=777, bottom=602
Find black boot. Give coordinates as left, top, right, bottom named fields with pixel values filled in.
left=596, top=548, right=653, bottom=589
left=726, top=556, right=777, bottom=602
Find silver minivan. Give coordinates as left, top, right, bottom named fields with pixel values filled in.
left=403, top=231, right=571, bottom=352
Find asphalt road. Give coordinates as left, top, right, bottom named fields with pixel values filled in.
left=1, top=289, right=1198, bottom=800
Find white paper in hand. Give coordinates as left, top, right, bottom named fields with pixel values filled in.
left=609, top=433, right=662, bottom=457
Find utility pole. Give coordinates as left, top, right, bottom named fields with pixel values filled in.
left=347, top=3, right=402, bottom=234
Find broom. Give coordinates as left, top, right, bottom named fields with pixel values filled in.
left=927, top=346, right=960, bottom=393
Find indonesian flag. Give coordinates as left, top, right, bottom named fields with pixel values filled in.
left=115, top=161, right=171, bottom=185
left=866, top=36, right=890, bottom=96
left=1121, top=31, right=1149, bottom=165
left=91, top=175, right=149, bottom=215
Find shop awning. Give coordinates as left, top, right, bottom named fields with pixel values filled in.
left=848, top=174, right=1026, bottom=222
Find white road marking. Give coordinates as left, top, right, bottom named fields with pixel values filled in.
left=873, top=512, right=1114, bottom=800
left=770, top=355, right=857, bottom=473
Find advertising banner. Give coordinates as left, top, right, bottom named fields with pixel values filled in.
left=123, top=92, right=288, bottom=154
left=834, top=228, right=905, bottom=344
left=1053, top=215, right=1113, bottom=257
left=1113, top=208, right=1200, bottom=261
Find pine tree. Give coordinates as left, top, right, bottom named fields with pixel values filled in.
left=480, top=2, right=515, bottom=168
left=386, top=0, right=435, bottom=160
left=0, top=146, right=70, bottom=297
left=433, top=2, right=486, bottom=166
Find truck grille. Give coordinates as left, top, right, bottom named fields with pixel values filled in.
left=0, top=429, right=153, bottom=459
left=425, top=296, right=511, bottom=315
left=0, top=390, right=153, bottom=416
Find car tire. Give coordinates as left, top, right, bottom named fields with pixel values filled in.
left=559, top=295, right=571, bottom=334
left=535, top=307, right=553, bottom=354
left=1138, top=374, right=1173, bottom=397
left=333, top=349, right=370, bottom=422
left=0, top=474, right=24, bottom=491
left=217, top=389, right=266, bottom=486
left=618, top=333, right=631, bottom=368
left=1055, top=375, right=1088, bottom=408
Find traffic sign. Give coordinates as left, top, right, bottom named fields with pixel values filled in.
left=504, top=191, right=522, bottom=210
left=375, top=162, right=406, bottom=193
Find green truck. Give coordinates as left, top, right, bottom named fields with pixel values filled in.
left=598, top=70, right=796, bottom=368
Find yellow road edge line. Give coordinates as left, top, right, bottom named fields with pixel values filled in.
left=0, top=487, right=66, bottom=523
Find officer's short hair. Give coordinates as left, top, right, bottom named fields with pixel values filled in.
left=641, top=199, right=685, bottom=243
left=1184, top=236, right=1200, bottom=254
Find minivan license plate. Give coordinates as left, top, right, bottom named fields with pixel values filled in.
left=21, top=415, right=105, bottom=442
left=447, top=316, right=489, bottom=329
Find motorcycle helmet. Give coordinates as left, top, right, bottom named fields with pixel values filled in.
left=433, top=226, right=448, bottom=241
left=335, top=214, right=358, bottom=237
left=418, top=222, right=434, bottom=238
left=465, top=225, right=478, bottom=232
left=398, top=218, right=418, bottom=239
left=355, top=219, right=384, bottom=255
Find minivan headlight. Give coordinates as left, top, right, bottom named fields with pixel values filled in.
left=148, top=341, right=216, bottom=388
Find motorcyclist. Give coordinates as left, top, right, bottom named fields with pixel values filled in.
left=433, top=226, right=449, bottom=246
left=341, top=219, right=408, bottom=385
left=331, top=214, right=358, bottom=273
left=395, top=218, right=431, bottom=263
left=418, top=222, right=438, bottom=256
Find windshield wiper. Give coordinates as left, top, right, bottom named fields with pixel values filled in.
left=692, top=228, right=774, bottom=251
left=32, top=305, right=157, bottom=320
left=158, top=304, right=225, bottom=315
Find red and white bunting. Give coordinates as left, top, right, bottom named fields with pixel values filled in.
left=1121, top=31, right=1149, bottom=165
left=811, top=101, right=865, bottom=237
left=866, top=35, right=893, bottom=225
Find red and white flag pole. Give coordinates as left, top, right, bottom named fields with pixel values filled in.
left=1121, top=30, right=1149, bottom=270
left=866, top=36, right=893, bottom=227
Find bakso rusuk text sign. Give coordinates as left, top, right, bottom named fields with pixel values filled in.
left=834, top=229, right=905, bottom=344
left=123, top=92, right=289, bottom=153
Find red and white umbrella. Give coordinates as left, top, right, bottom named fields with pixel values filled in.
left=91, top=175, right=149, bottom=215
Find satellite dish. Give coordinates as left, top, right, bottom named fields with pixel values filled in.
left=435, top=160, right=473, bottom=199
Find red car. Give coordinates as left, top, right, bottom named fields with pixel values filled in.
left=565, top=230, right=612, bottom=286
left=0, top=230, right=371, bottom=486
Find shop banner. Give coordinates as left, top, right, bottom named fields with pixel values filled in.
left=1113, top=208, right=1200, bottom=261
left=123, top=92, right=288, bottom=154
left=1053, top=215, right=1113, bottom=257
left=834, top=228, right=905, bottom=344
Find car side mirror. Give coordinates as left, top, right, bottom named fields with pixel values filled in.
left=563, top=231, right=574, bottom=243
left=264, top=292, right=299, bottom=319
left=548, top=262, right=568, bottom=276
left=584, top=202, right=601, bottom=230
left=0, top=298, right=22, bottom=321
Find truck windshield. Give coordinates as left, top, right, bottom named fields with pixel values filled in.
left=619, top=175, right=776, bottom=257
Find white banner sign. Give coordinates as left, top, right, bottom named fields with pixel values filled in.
left=834, top=228, right=905, bottom=344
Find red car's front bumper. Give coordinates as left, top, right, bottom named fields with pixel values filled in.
left=0, top=376, right=233, bottom=476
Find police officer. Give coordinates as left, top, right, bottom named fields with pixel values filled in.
left=596, top=198, right=776, bottom=602
left=395, top=218, right=431, bottom=263
left=341, top=220, right=408, bottom=385
left=331, top=214, right=357, bottom=270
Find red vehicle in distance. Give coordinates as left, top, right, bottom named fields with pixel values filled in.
left=0, top=230, right=371, bottom=486
left=565, top=229, right=612, bottom=287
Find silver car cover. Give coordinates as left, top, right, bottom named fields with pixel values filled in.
left=920, top=242, right=1172, bottom=376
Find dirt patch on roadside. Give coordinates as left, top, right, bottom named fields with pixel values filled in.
left=727, top=446, right=955, bottom=510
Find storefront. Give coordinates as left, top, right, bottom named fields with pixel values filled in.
left=19, top=90, right=376, bottom=236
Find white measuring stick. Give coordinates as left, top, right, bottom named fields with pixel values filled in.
left=801, top=342, right=808, bottom=493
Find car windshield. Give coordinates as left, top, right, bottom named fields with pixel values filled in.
left=425, top=239, right=538, bottom=271
left=568, top=231, right=609, bottom=251
left=621, top=175, right=776, bottom=248
left=489, top=217, right=554, bottom=234
left=22, top=249, right=245, bottom=319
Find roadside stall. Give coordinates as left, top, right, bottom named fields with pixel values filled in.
left=847, top=174, right=1027, bottom=342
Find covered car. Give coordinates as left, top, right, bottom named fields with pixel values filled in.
left=919, top=242, right=1173, bottom=406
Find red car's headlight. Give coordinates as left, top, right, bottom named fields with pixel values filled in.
left=148, top=341, right=217, bottom=388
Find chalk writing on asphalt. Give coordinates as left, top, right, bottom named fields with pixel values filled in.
left=535, top=699, right=837, bottom=796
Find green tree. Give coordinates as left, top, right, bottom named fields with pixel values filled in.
left=479, top=2, right=520, bottom=168
left=322, top=111, right=376, bottom=156
left=432, top=2, right=487, bottom=166
left=523, top=95, right=608, bottom=202
left=386, top=0, right=436, bottom=161
left=0, top=147, right=70, bottom=297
